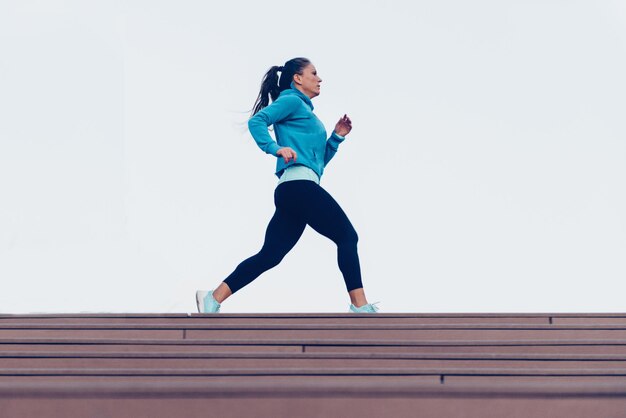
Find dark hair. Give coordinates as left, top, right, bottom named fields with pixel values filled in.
left=250, top=57, right=311, bottom=116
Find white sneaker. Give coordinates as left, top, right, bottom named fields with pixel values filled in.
left=196, top=290, right=221, bottom=313
left=349, top=301, right=380, bottom=313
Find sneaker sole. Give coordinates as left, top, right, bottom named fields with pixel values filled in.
left=195, top=290, right=208, bottom=313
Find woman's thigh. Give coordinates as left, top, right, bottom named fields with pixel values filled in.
left=301, top=183, right=358, bottom=244
left=267, top=182, right=308, bottom=254
left=260, top=207, right=306, bottom=255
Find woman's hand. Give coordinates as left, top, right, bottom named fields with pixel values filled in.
left=276, top=147, right=297, bottom=163
left=334, top=114, right=352, bottom=137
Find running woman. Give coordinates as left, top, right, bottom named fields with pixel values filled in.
left=196, top=57, right=379, bottom=314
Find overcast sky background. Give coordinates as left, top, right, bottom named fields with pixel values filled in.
left=1, top=0, right=625, bottom=313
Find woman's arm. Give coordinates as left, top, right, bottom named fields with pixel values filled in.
left=248, top=96, right=300, bottom=156
left=324, top=114, right=352, bottom=166
left=324, top=131, right=346, bottom=166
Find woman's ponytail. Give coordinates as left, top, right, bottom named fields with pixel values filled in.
left=250, top=57, right=311, bottom=117
left=251, top=66, right=282, bottom=116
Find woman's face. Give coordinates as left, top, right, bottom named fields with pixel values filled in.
left=294, top=64, right=322, bottom=99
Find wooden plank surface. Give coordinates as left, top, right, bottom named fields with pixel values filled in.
left=2, top=396, right=625, bottom=418
left=4, top=324, right=618, bottom=341
left=308, top=344, right=626, bottom=354
left=3, top=313, right=626, bottom=318
left=183, top=328, right=626, bottom=340
left=8, top=323, right=626, bottom=329
left=1, top=374, right=626, bottom=387
left=4, top=367, right=626, bottom=377
left=4, top=357, right=626, bottom=370
left=3, top=380, right=626, bottom=418
left=2, top=313, right=626, bottom=417
left=0, top=329, right=184, bottom=339
left=4, top=338, right=626, bottom=354
left=1, top=351, right=626, bottom=369
left=0, top=315, right=552, bottom=325
left=4, top=380, right=626, bottom=396
left=552, top=316, right=626, bottom=325
left=0, top=375, right=440, bottom=385
left=0, top=342, right=301, bottom=353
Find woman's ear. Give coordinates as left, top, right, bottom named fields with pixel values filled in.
left=292, top=73, right=302, bottom=85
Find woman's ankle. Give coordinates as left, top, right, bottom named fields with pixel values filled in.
left=348, top=287, right=367, bottom=307
left=213, top=282, right=233, bottom=303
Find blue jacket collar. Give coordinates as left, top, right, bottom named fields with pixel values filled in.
left=279, top=81, right=314, bottom=111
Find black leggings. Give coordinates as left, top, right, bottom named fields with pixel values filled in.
left=223, top=180, right=363, bottom=294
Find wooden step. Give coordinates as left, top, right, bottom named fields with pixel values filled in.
left=1, top=379, right=626, bottom=418
left=4, top=337, right=626, bottom=354
left=3, top=322, right=626, bottom=341
left=2, top=313, right=625, bottom=417
left=3, top=313, right=626, bottom=325
left=0, top=313, right=553, bottom=325
left=4, top=351, right=626, bottom=370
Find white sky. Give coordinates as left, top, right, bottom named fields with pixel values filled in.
left=1, top=0, right=625, bottom=313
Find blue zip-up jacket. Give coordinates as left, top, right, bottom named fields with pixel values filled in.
left=248, top=82, right=346, bottom=179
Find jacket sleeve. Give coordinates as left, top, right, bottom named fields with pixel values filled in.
left=247, top=96, right=300, bottom=156
left=324, top=131, right=346, bottom=166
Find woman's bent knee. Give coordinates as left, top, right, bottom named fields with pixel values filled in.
left=337, top=228, right=358, bottom=247
left=348, top=228, right=359, bottom=244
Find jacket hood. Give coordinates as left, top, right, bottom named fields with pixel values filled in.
left=278, top=82, right=314, bottom=111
